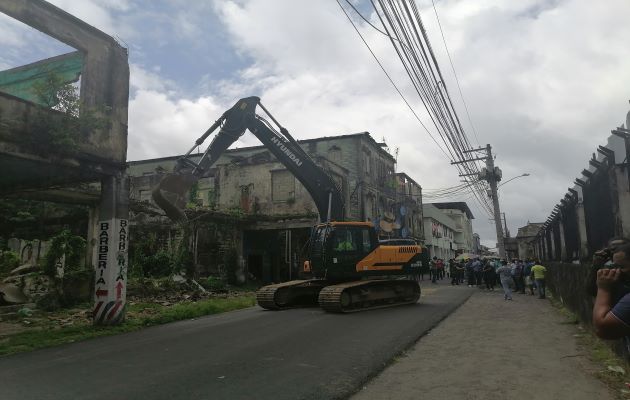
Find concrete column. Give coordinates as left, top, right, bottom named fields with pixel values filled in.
left=86, top=205, right=99, bottom=269
left=614, top=166, right=630, bottom=238
left=549, top=228, right=556, bottom=261
left=574, top=186, right=589, bottom=259
left=558, top=219, right=567, bottom=261
left=93, top=173, right=129, bottom=325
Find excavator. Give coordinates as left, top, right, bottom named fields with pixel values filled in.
left=152, top=96, right=421, bottom=312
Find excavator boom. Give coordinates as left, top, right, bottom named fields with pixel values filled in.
left=152, top=97, right=344, bottom=222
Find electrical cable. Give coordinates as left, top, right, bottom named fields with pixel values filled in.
left=431, top=0, right=480, bottom=147
left=339, top=0, right=494, bottom=218
left=336, top=0, right=451, bottom=161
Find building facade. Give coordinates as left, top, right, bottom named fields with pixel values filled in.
left=428, top=202, right=475, bottom=254
left=422, top=204, right=457, bottom=260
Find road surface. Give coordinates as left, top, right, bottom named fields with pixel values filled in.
left=0, top=284, right=472, bottom=400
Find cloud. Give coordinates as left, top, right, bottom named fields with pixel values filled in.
left=4, top=0, right=630, bottom=246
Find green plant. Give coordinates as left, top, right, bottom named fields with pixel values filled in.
left=25, top=72, right=108, bottom=155
left=204, top=276, right=228, bottom=291
left=0, top=250, right=19, bottom=276
left=44, top=230, right=86, bottom=277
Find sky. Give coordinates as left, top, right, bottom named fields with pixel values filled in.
left=1, top=0, right=630, bottom=247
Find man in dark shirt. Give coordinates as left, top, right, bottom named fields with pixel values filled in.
left=593, top=243, right=630, bottom=339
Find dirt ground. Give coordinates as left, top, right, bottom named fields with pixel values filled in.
left=352, top=289, right=618, bottom=400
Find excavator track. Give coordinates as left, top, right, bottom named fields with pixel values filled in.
left=256, top=279, right=327, bottom=310
left=318, top=279, right=420, bottom=313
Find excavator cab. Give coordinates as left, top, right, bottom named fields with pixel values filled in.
left=309, top=223, right=378, bottom=281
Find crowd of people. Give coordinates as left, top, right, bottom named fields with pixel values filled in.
left=421, top=256, right=547, bottom=300
left=414, top=238, right=630, bottom=350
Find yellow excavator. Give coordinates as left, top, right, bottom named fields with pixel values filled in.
left=152, top=96, right=421, bottom=312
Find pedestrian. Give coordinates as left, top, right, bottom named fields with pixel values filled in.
left=472, top=258, right=483, bottom=287
left=530, top=260, right=547, bottom=299
left=437, top=258, right=445, bottom=280
left=493, top=258, right=502, bottom=287
left=496, top=260, right=513, bottom=300
left=446, top=259, right=453, bottom=279
left=430, top=256, right=438, bottom=284
left=511, top=260, right=525, bottom=294
left=483, top=260, right=495, bottom=291
left=592, top=242, right=630, bottom=340
left=466, top=259, right=475, bottom=287
left=523, top=259, right=535, bottom=295
left=451, top=261, right=463, bottom=286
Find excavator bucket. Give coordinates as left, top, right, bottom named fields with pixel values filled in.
left=151, top=172, right=199, bottom=222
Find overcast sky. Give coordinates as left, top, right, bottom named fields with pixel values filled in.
left=1, top=0, right=629, bottom=247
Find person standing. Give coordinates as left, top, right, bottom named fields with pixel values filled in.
left=430, top=256, right=438, bottom=284
left=451, top=261, right=463, bottom=285
left=512, top=260, right=525, bottom=294
left=523, top=259, right=535, bottom=295
left=437, top=258, right=445, bottom=280
left=466, top=259, right=475, bottom=287
left=483, top=260, right=496, bottom=291
left=472, top=258, right=483, bottom=287
left=497, top=260, right=513, bottom=300
left=531, top=260, right=547, bottom=299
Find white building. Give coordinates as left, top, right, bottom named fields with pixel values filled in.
left=422, top=202, right=475, bottom=259
left=422, top=204, right=457, bottom=260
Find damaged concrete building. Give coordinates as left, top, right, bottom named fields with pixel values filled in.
left=0, top=0, right=130, bottom=324
left=128, top=132, right=425, bottom=283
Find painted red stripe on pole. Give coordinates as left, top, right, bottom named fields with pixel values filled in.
left=106, top=301, right=122, bottom=321
left=93, top=301, right=103, bottom=317
left=98, top=301, right=115, bottom=324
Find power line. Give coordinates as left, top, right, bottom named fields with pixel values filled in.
left=338, top=0, right=493, bottom=218
left=431, top=0, right=480, bottom=146
left=335, top=0, right=451, bottom=160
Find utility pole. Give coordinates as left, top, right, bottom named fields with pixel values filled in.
left=453, top=144, right=505, bottom=258
left=485, top=144, right=506, bottom=258
left=501, top=213, right=509, bottom=238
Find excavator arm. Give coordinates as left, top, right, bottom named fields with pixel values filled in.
left=152, top=96, right=345, bottom=222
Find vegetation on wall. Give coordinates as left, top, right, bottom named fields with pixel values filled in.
left=0, top=198, right=88, bottom=240
left=44, top=229, right=86, bottom=276
left=0, top=72, right=108, bottom=155
left=0, top=250, right=19, bottom=277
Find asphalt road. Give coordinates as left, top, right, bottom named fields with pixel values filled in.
left=0, top=283, right=473, bottom=400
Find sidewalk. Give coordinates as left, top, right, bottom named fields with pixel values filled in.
left=351, top=288, right=616, bottom=400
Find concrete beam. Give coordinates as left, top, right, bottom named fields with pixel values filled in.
left=0, top=0, right=129, bottom=162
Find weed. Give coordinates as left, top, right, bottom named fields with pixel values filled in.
left=0, top=295, right=256, bottom=356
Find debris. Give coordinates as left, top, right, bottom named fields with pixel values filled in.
left=191, top=279, right=208, bottom=294
left=17, top=307, right=33, bottom=318
left=0, top=283, right=29, bottom=304
left=9, top=263, right=38, bottom=275
left=608, top=365, right=626, bottom=374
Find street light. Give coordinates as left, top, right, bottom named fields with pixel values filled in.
left=498, top=173, right=530, bottom=188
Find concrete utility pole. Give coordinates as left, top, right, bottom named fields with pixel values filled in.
left=484, top=144, right=506, bottom=258
left=455, top=144, right=506, bottom=258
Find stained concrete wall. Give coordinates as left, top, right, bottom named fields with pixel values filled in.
left=128, top=132, right=405, bottom=226
left=0, top=0, right=129, bottom=163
